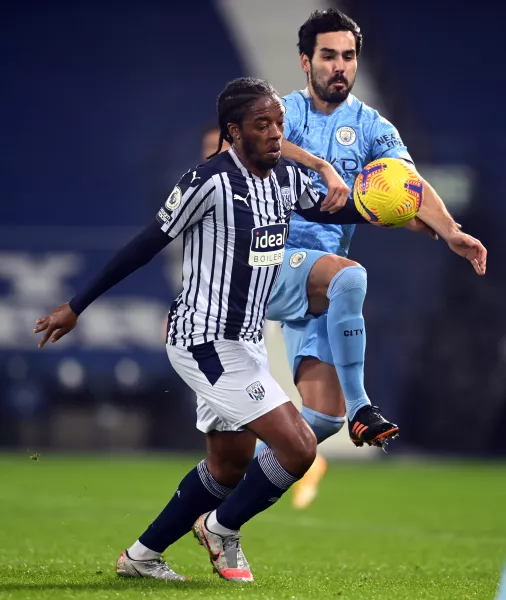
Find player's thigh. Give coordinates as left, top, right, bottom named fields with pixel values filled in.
left=267, top=248, right=331, bottom=322
left=167, top=339, right=289, bottom=433
left=296, top=357, right=345, bottom=418
left=307, top=254, right=360, bottom=315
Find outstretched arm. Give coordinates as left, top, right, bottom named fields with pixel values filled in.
left=416, top=175, right=460, bottom=239
left=296, top=167, right=487, bottom=275
left=33, top=220, right=171, bottom=347
left=406, top=164, right=487, bottom=275
left=34, top=168, right=217, bottom=347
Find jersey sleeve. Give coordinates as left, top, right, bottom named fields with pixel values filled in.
left=291, top=165, right=320, bottom=210
left=155, top=167, right=216, bottom=238
left=282, top=92, right=305, bottom=144
left=67, top=166, right=217, bottom=316
left=369, top=115, right=413, bottom=163
left=68, top=220, right=171, bottom=316
left=295, top=196, right=368, bottom=225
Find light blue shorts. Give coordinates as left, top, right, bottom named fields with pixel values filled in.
left=281, top=314, right=334, bottom=377
left=267, top=248, right=334, bottom=376
left=267, top=248, right=331, bottom=323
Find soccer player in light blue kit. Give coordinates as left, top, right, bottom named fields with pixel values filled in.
left=257, top=9, right=487, bottom=507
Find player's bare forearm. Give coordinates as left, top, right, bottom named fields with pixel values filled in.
left=281, top=138, right=327, bottom=173
left=282, top=139, right=350, bottom=212
left=417, top=177, right=459, bottom=240
left=401, top=162, right=486, bottom=274
left=406, top=171, right=487, bottom=274
left=401, top=162, right=458, bottom=240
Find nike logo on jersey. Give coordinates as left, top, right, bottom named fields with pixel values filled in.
left=233, top=193, right=250, bottom=206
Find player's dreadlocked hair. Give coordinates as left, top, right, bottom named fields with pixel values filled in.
left=298, top=9, right=363, bottom=59
left=207, top=77, right=278, bottom=159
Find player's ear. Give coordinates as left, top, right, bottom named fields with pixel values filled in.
left=228, top=122, right=241, bottom=142
left=301, top=54, right=310, bottom=75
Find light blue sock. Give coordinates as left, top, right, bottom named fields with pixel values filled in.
left=497, top=561, right=506, bottom=600
left=326, top=265, right=370, bottom=421
left=300, top=405, right=346, bottom=443
left=254, top=405, right=346, bottom=457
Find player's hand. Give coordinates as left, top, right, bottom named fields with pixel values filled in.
left=318, top=162, right=350, bottom=213
left=446, top=231, right=487, bottom=275
left=33, top=303, right=78, bottom=348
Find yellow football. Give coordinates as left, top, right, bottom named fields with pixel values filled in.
left=353, top=158, right=423, bottom=227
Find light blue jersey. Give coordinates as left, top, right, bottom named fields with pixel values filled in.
left=283, top=88, right=412, bottom=256
left=267, top=89, right=414, bottom=377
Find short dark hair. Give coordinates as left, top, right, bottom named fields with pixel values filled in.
left=208, top=77, right=278, bottom=159
left=298, top=9, right=363, bottom=59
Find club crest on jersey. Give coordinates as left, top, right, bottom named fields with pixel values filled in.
left=246, top=381, right=265, bottom=401
left=165, top=186, right=182, bottom=211
left=249, top=224, right=288, bottom=267
left=280, top=186, right=292, bottom=211
left=336, top=126, right=356, bottom=146
left=289, top=251, right=307, bottom=268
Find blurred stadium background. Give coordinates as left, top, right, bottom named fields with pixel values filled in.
left=1, top=0, right=505, bottom=459
left=2, top=2, right=506, bottom=598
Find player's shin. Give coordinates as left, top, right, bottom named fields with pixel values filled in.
left=326, top=265, right=370, bottom=420
left=128, top=459, right=233, bottom=559
left=209, top=447, right=301, bottom=532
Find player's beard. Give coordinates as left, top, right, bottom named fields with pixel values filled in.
left=243, top=137, right=280, bottom=171
left=310, top=68, right=355, bottom=104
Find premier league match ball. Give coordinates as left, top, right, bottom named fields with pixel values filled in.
left=353, top=158, right=424, bottom=227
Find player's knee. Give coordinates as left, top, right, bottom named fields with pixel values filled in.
left=308, top=255, right=362, bottom=301
left=275, top=424, right=317, bottom=477
left=295, top=425, right=318, bottom=473
left=327, top=263, right=367, bottom=303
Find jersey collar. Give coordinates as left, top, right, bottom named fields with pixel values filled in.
left=228, top=147, right=271, bottom=181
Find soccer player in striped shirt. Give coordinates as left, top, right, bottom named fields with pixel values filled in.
left=34, top=77, right=384, bottom=582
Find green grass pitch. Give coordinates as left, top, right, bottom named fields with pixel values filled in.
left=1, top=455, right=505, bottom=599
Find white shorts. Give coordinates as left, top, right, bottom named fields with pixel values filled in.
left=167, top=339, right=289, bottom=433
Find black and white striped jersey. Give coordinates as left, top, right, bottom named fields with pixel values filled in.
left=156, top=148, right=319, bottom=347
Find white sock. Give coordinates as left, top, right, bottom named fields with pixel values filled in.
left=205, top=510, right=238, bottom=536
left=127, top=540, right=161, bottom=561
